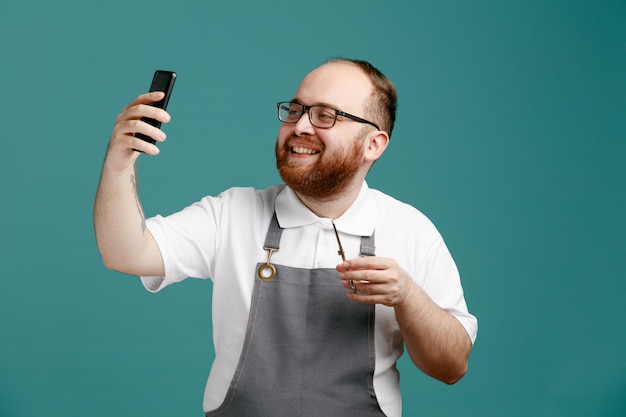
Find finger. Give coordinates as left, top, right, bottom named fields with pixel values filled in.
left=139, top=90, right=166, bottom=102
left=346, top=287, right=403, bottom=306
left=342, top=279, right=382, bottom=296
left=115, top=119, right=167, bottom=144
left=115, top=129, right=161, bottom=155
left=121, top=91, right=166, bottom=112
left=352, top=280, right=389, bottom=295
left=131, top=139, right=161, bottom=156
left=341, top=279, right=368, bottom=291
left=118, top=104, right=171, bottom=126
left=337, top=257, right=393, bottom=272
left=133, top=120, right=168, bottom=144
left=108, top=127, right=162, bottom=158
left=339, top=267, right=385, bottom=284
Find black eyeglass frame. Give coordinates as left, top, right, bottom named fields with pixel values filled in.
left=277, top=101, right=380, bottom=131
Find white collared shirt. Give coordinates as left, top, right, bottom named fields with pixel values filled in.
left=142, top=182, right=477, bottom=417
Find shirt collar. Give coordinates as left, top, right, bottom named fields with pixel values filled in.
left=275, top=182, right=377, bottom=237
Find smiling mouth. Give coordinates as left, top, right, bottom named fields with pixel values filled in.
left=292, top=146, right=320, bottom=155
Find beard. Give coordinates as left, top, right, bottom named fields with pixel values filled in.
left=275, top=135, right=365, bottom=201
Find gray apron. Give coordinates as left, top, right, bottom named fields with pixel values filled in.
left=206, top=214, right=387, bottom=416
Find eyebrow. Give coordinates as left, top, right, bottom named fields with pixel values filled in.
left=291, top=98, right=341, bottom=110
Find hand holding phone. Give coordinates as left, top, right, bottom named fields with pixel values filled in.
left=135, top=70, right=176, bottom=145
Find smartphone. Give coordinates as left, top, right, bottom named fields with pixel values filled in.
left=135, top=70, right=177, bottom=145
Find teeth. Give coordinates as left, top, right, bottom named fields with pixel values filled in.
left=292, top=146, right=318, bottom=155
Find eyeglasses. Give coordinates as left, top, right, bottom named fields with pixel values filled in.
left=277, top=101, right=380, bottom=131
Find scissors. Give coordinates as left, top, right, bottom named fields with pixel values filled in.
left=331, top=220, right=357, bottom=293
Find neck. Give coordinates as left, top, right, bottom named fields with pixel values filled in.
left=295, top=179, right=364, bottom=219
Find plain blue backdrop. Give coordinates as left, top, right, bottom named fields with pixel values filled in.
left=1, top=1, right=625, bottom=416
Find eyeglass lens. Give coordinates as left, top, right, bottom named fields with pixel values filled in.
left=278, top=102, right=337, bottom=128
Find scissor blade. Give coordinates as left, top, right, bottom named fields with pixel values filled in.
left=331, top=220, right=346, bottom=262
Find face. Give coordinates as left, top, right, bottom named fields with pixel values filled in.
left=275, top=63, right=375, bottom=200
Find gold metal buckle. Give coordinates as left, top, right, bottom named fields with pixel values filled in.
left=258, top=247, right=277, bottom=281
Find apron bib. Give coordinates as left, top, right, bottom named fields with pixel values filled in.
left=206, top=214, right=386, bottom=416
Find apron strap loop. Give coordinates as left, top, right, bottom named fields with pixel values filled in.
left=258, top=213, right=282, bottom=281
left=360, top=232, right=376, bottom=257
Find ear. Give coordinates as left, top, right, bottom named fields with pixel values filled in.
left=363, top=130, right=390, bottom=163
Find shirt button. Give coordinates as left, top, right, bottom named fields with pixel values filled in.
left=320, top=239, right=327, bottom=246
left=316, top=261, right=324, bottom=267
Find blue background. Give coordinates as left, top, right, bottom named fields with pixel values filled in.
left=1, top=0, right=625, bottom=416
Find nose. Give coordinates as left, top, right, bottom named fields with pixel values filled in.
left=294, top=109, right=315, bottom=136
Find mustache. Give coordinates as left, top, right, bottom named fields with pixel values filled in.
left=281, top=136, right=325, bottom=151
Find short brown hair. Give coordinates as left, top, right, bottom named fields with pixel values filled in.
left=326, top=57, right=398, bottom=137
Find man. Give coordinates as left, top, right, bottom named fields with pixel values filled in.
left=94, top=58, right=477, bottom=417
